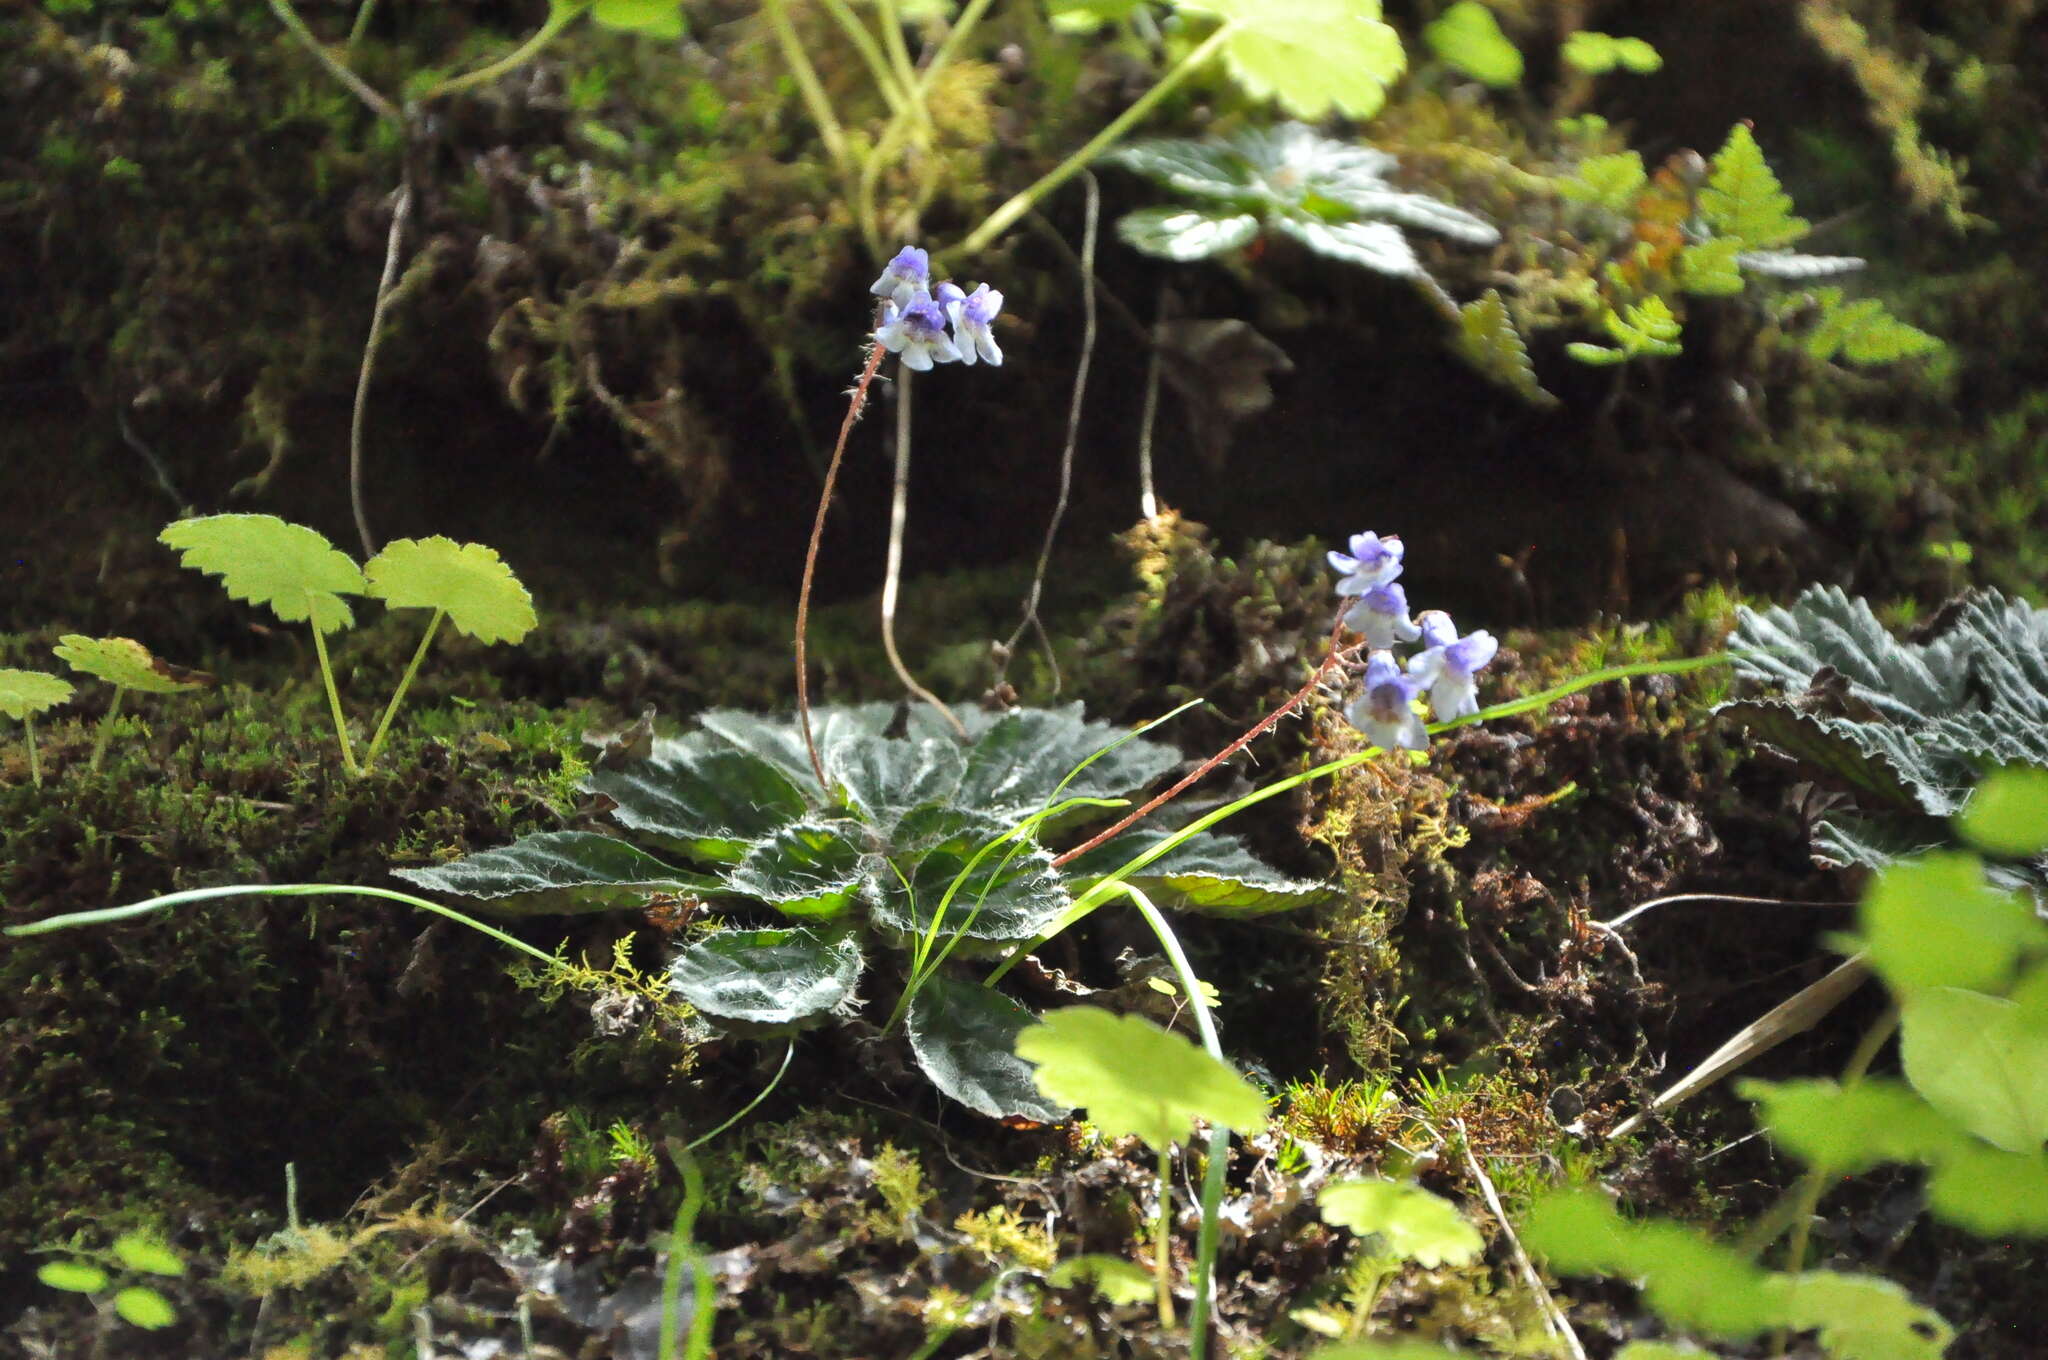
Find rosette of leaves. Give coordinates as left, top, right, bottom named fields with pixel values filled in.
left=397, top=702, right=1329, bottom=1119
left=1724, top=585, right=2048, bottom=888
left=1106, top=121, right=1500, bottom=278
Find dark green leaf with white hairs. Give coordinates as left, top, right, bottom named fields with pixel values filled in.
left=908, top=973, right=1067, bottom=1121
left=1117, top=205, right=1262, bottom=262
left=159, top=513, right=366, bottom=635
left=954, top=703, right=1180, bottom=818
left=827, top=734, right=967, bottom=828
left=394, top=830, right=719, bottom=911
left=1066, top=825, right=1332, bottom=917
left=585, top=736, right=811, bottom=862
left=667, top=927, right=862, bottom=1027
left=876, top=806, right=1072, bottom=942
left=722, top=820, right=873, bottom=921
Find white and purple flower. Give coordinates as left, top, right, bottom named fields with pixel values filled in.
left=1346, top=650, right=1429, bottom=751
left=874, top=292, right=963, bottom=371
left=1342, top=581, right=1421, bottom=649
left=938, top=281, right=1004, bottom=366
left=1328, top=530, right=1404, bottom=595
left=1407, top=610, right=1498, bottom=722
left=870, top=245, right=931, bottom=308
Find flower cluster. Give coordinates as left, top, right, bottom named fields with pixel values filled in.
left=870, top=246, right=1004, bottom=371
left=1328, top=530, right=1497, bottom=751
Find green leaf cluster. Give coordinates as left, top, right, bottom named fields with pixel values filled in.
left=1726, top=585, right=2048, bottom=885
left=1560, top=31, right=1662, bottom=76
left=398, top=703, right=1328, bottom=1119
left=1107, top=121, right=1498, bottom=277
left=36, top=1232, right=185, bottom=1332
left=1422, top=2, right=1522, bottom=89
left=1566, top=294, right=1682, bottom=365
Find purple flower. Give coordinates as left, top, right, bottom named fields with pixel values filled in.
left=1346, top=650, right=1429, bottom=751
left=938, top=281, right=1004, bottom=366
left=1328, top=531, right=1404, bottom=595
left=874, top=292, right=963, bottom=371
left=1408, top=610, right=1498, bottom=722
left=1342, top=581, right=1421, bottom=649
left=870, top=245, right=931, bottom=308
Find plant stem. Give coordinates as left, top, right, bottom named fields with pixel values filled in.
left=346, top=0, right=379, bottom=54
left=914, top=0, right=997, bottom=96
left=1154, top=1141, right=1178, bottom=1328
left=349, top=179, right=412, bottom=562
left=87, top=688, right=125, bottom=774
left=309, top=626, right=360, bottom=777
left=421, top=1, right=587, bottom=102
left=686, top=1039, right=795, bottom=1152
left=797, top=338, right=889, bottom=793
left=1000, top=172, right=1098, bottom=696
left=880, top=368, right=969, bottom=740
left=763, top=0, right=854, bottom=175
left=954, top=21, right=1236, bottom=257
left=264, top=0, right=403, bottom=123
left=362, top=608, right=445, bottom=771
left=24, top=715, right=41, bottom=787
left=1136, top=282, right=1166, bottom=520
left=659, top=1143, right=715, bottom=1360
left=1779, top=1007, right=1900, bottom=1275
left=872, top=0, right=927, bottom=123
left=817, top=0, right=917, bottom=118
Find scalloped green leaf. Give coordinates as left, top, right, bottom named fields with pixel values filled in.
left=875, top=806, right=1071, bottom=941
left=1016, top=1006, right=1266, bottom=1150
left=1855, top=853, right=2046, bottom=994
left=667, top=927, right=861, bottom=1026
left=955, top=704, right=1179, bottom=818
left=1764, top=1271, right=1951, bottom=1360
left=1455, top=290, right=1554, bottom=406
left=1046, top=1253, right=1154, bottom=1305
left=36, top=1260, right=109, bottom=1294
left=393, top=830, right=719, bottom=911
left=908, top=973, right=1066, bottom=1121
left=1678, top=238, right=1746, bottom=296
left=589, top=0, right=683, bottom=38
left=112, top=1286, right=177, bottom=1330
left=1802, top=295, right=1943, bottom=366
left=1742, top=1077, right=1966, bottom=1174
left=112, top=1233, right=185, bottom=1278
left=362, top=537, right=537, bottom=644
left=1901, top=983, right=2048, bottom=1154
left=1925, top=1139, right=2048, bottom=1235
left=1066, top=826, right=1331, bottom=917
left=1423, top=1, right=1522, bottom=88
left=1271, top=213, right=1421, bottom=276
left=159, top=514, right=366, bottom=635
left=1960, top=766, right=2048, bottom=857
left=722, top=820, right=872, bottom=920
left=1524, top=1188, right=1777, bottom=1335
left=586, top=736, right=811, bottom=862
left=1700, top=123, right=1807, bottom=249
left=1180, top=0, right=1406, bottom=122
left=52, top=636, right=215, bottom=695
left=0, top=669, right=74, bottom=721
left=1117, top=205, right=1262, bottom=261
left=1318, top=1178, right=1484, bottom=1267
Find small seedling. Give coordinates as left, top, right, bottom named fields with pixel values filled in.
left=1017, top=1005, right=1268, bottom=1327
left=0, top=667, right=74, bottom=786
left=36, top=1231, right=185, bottom=1333
left=1301, top=1178, right=1484, bottom=1338
left=52, top=635, right=215, bottom=772
left=158, top=515, right=534, bottom=775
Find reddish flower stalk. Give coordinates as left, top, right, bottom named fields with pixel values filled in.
left=795, top=339, right=888, bottom=793
left=1051, top=617, right=1358, bottom=870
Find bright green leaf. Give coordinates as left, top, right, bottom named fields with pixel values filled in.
left=362, top=537, right=537, bottom=645
left=1900, top=985, right=2048, bottom=1153
left=113, top=1286, right=177, bottom=1329
left=159, top=514, right=366, bottom=635
left=1857, top=853, right=2045, bottom=993
left=1307, top=1344, right=1472, bottom=1360
left=1557, top=150, right=1646, bottom=212
left=1049, top=0, right=1147, bottom=32
left=1961, top=767, right=2048, bottom=857
left=1046, top=1253, right=1154, bottom=1305
left=1678, top=238, right=1746, bottom=297
left=1423, top=2, right=1522, bottom=87
left=590, top=0, right=683, bottom=38
left=1610, top=36, right=1663, bottom=73
left=1318, top=1178, right=1484, bottom=1267
left=1016, top=1006, right=1267, bottom=1150
left=1561, top=31, right=1660, bottom=75
left=1763, top=1270, right=1952, bottom=1360
left=37, top=1260, right=109, bottom=1293
left=1803, top=295, right=1943, bottom=365
left=1064, top=825, right=1332, bottom=917
left=1699, top=123, right=1808, bottom=249
left=52, top=636, right=215, bottom=695
left=1180, top=0, right=1407, bottom=122
left=1741, top=1077, right=1965, bottom=1173
left=112, top=1233, right=185, bottom=1277
left=667, top=927, right=863, bottom=1026
left=909, top=974, right=1067, bottom=1121
left=1615, top=1347, right=1713, bottom=1360
left=1924, top=1139, right=2048, bottom=1236
left=1565, top=340, right=1629, bottom=366
left=0, top=669, right=73, bottom=721
left=1454, top=289, right=1554, bottom=406
left=1523, top=1189, right=1773, bottom=1336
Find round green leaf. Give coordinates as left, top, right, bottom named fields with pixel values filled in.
left=1015, top=1006, right=1267, bottom=1151
left=1900, top=986, right=2048, bottom=1154
left=1045, top=1253, right=1154, bottom=1305
left=159, top=514, right=365, bottom=635
left=907, top=974, right=1066, bottom=1122
left=1858, top=853, right=2045, bottom=994
left=667, top=927, right=862, bottom=1026
left=0, top=668, right=74, bottom=721
left=1318, top=1178, right=1485, bottom=1267
left=1183, top=0, right=1406, bottom=121
left=112, top=1286, right=177, bottom=1329
left=37, top=1260, right=109, bottom=1293
left=1960, top=767, right=2048, bottom=857
left=1423, top=1, right=1523, bottom=88
left=362, top=537, right=537, bottom=645
left=591, top=0, right=683, bottom=37
left=52, top=636, right=215, bottom=695
left=112, top=1233, right=185, bottom=1277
